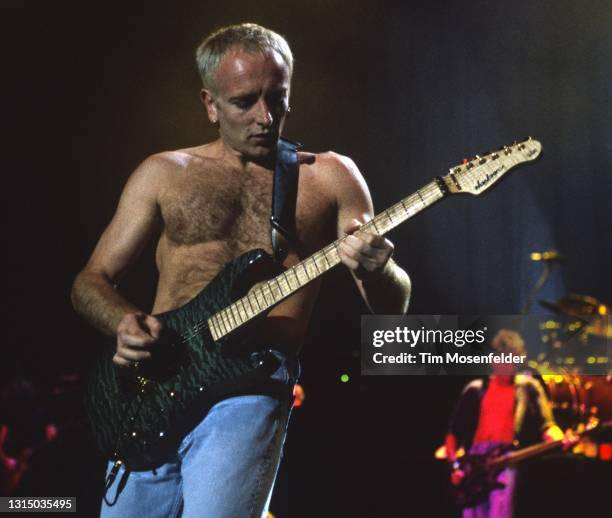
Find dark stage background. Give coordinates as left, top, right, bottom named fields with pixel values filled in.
left=3, top=1, right=611, bottom=516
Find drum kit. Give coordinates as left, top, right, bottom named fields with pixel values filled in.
left=535, top=294, right=611, bottom=450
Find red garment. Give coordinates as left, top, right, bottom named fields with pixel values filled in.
left=473, top=376, right=515, bottom=444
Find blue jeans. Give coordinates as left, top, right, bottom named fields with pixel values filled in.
left=463, top=441, right=517, bottom=518
left=101, top=351, right=298, bottom=518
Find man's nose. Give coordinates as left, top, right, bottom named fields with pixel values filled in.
left=255, top=100, right=273, bottom=127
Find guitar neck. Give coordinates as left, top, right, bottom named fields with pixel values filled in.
left=206, top=137, right=543, bottom=341
left=491, top=421, right=607, bottom=467
left=208, top=179, right=446, bottom=340
left=497, top=439, right=564, bottom=466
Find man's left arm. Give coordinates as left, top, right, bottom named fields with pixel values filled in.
left=329, top=153, right=411, bottom=314
left=531, top=379, right=577, bottom=447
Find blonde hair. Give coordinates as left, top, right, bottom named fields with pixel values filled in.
left=195, top=23, right=293, bottom=93
left=491, top=329, right=526, bottom=356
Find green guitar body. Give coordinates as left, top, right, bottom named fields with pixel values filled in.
left=84, top=249, right=281, bottom=469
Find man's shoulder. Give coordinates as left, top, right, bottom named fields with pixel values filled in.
left=147, top=146, right=213, bottom=171
left=132, top=150, right=192, bottom=177
left=307, top=150, right=359, bottom=174
left=464, top=378, right=485, bottom=393
left=303, top=150, right=365, bottom=196
left=514, top=372, right=543, bottom=392
left=133, top=144, right=219, bottom=180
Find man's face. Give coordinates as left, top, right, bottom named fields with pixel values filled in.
left=203, top=47, right=291, bottom=159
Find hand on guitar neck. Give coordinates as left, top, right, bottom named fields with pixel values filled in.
left=542, top=425, right=580, bottom=450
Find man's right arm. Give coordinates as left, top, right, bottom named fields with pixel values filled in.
left=71, top=154, right=170, bottom=365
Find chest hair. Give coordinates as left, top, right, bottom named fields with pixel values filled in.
left=162, top=166, right=273, bottom=254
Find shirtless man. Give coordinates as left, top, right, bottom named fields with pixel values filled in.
left=72, top=23, right=411, bottom=517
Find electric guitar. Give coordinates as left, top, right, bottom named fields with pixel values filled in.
left=85, top=138, right=543, bottom=469
left=451, top=419, right=610, bottom=508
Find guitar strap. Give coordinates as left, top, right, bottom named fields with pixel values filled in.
left=271, top=137, right=302, bottom=261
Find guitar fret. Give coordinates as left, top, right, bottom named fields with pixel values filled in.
left=224, top=311, right=234, bottom=332
left=392, top=204, right=404, bottom=217
left=273, top=279, right=284, bottom=299
left=291, top=267, right=301, bottom=287
left=231, top=302, right=244, bottom=325
left=324, top=245, right=335, bottom=263
left=216, top=316, right=224, bottom=337
left=215, top=311, right=225, bottom=333
left=266, top=281, right=279, bottom=302
left=274, top=277, right=284, bottom=296
left=215, top=316, right=225, bottom=338
left=299, top=267, right=309, bottom=285
left=250, top=289, right=261, bottom=309
left=233, top=305, right=243, bottom=326
left=246, top=295, right=256, bottom=313
left=282, top=271, right=294, bottom=291
left=417, top=190, right=427, bottom=208
left=209, top=317, right=220, bottom=339
left=389, top=205, right=404, bottom=223
left=227, top=306, right=239, bottom=327
left=265, top=281, right=277, bottom=303
left=218, top=317, right=226, bottom=337
left=282, top=273, right=291, bottom=291
left=304, top=260, right=315, bottom=278
left=321, top=249, right=330, bottom=268
left=370, top=219, right=384, bottom=235
left=235, top=301, right=244, bottom=321
left=258, top=284, right=269, bottom=305
left=239, top=298, right=250, bottom=319
left=251, top=292, right=261, bottom=310
left=219, top=311, right=231, bottom=333
left=311, top=257, right=321, bottom=274
left=208, top=317, right=217, bottom=339
left=371, top=219, right=380, bottom=234
left=331, top=243, right=340, bottom=261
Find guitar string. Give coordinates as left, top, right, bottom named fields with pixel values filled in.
left=152, top=145, right=531, bottom=352
left=137, top=150, right=526, bottom=368
left=155, top=182, right=439, bottom=354
left=162, top=183, right=444, bottom=350
left=152, top=148, right=530, bottom=353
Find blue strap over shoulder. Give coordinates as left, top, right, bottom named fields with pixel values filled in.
left=271, top=137, right=302, bottom=261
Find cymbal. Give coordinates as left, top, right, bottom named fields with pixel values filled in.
left=539, top=294, right=610, bottom=337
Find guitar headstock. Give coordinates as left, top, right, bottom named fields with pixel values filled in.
left=442, top=137, right=542, bottom=196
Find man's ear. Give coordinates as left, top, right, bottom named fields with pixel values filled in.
left=200, top=89, right=218, bottom=124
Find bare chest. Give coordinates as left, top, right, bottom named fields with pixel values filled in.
left=160, top=167, right=273, bottom=252
left=159, top=163, right=335, bottom=258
